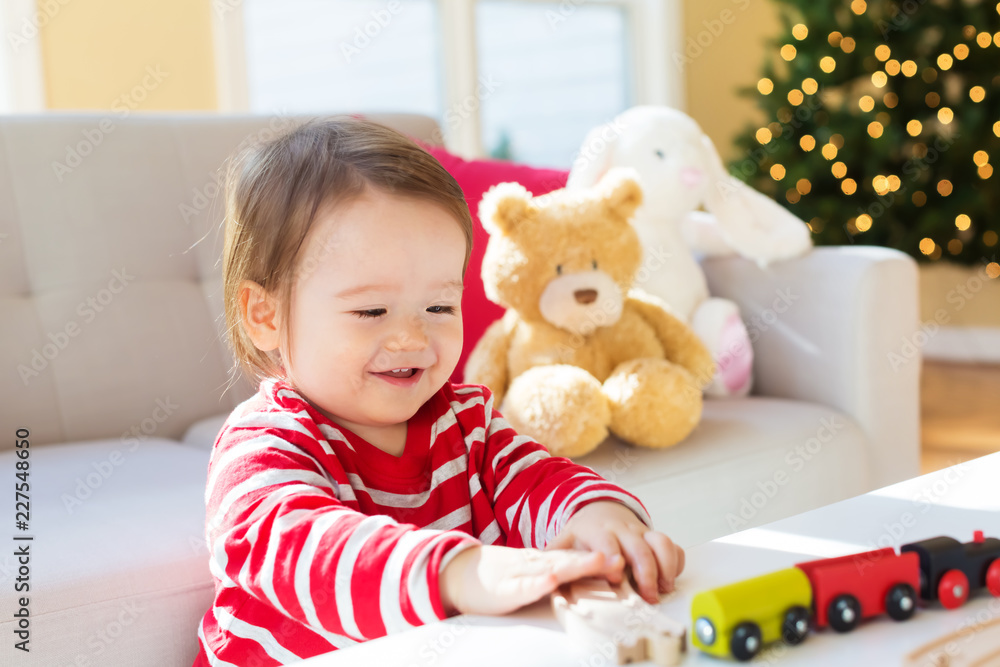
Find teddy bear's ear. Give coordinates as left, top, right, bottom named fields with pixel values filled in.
left=598, top=167, right=644, bottom=223
left=478, top=181, right=535, bottom=236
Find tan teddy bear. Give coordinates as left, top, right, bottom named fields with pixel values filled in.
left=463, top=167, right=715, bottom=459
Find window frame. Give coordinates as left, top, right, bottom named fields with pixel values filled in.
left=0, top=0, right=48, bottom=112
left=215, top=0, right=684, bottom=157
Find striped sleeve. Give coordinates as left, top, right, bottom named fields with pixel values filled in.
left=465, top=385, right=654, bottom=549
left=204, top=418, right=482, bottom=645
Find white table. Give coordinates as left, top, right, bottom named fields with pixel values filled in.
left=297, top=452, right=1000, bottom=666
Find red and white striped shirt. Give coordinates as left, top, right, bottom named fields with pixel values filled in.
left=192, top=378, right=653, bottom=666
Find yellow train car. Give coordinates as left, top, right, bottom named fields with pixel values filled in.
left=690, top=567, right=813, bottom=661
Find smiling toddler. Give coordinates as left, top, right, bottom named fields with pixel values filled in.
left=191, top=117, right=684, bottom=666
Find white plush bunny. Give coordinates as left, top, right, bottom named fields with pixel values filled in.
left=566, top=105, right=812, bottom=397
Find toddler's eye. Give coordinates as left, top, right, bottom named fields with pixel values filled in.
left=427, top=305, right=456, bottom=315
left=354, top=308, right=386, bottom=319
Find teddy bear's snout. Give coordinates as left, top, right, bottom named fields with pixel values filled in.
left=574, top=289, right=598, bottom=305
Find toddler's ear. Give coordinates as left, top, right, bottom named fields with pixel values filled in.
left=239, top=280, right=281, bottom=352
left=478, top=181, right=535, bottom=237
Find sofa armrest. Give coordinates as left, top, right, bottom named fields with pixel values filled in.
left=702, top=246, right=920, bottom=488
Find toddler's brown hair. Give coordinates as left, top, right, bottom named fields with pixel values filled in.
left=221, top=116, right=474, bottom=388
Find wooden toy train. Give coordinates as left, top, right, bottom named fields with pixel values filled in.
left=691, top=531, right=1000, bottom=661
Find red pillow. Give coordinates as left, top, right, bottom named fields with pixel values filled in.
left=417, top=143, right=569, bottom=383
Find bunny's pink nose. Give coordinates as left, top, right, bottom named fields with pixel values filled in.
left=681, top=167, right=703, bottom=187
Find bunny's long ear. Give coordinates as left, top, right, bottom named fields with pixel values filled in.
left=566, top=119, right=621, bottom=190
left=699, top=133, right=813, bottom=266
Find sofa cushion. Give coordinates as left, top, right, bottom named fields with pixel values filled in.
left=0, top=439, right=212, bottom=666
left=575, top=396, right=870, bottom=546
left=181, top=413, right=230, bottom=450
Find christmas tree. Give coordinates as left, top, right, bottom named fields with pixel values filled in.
left=731, top=0, right=1000, bottom=269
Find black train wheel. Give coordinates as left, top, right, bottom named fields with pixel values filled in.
left=730, top=621, right=763, bottom=661
left=885, top=583, right=917, bottom=621
left=781, top=606, right=810, bottom=645
left=827, top=594, right=861, bottom=632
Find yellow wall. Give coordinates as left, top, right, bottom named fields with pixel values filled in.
left=39, top=0, right=217, bottom=110
left=682, top=0, right=780, bottom=161
left=920, top=263, right=1000, bottom=327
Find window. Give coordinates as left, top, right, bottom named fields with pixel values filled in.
left=476, top=1, right=631, bottom=167
left=221, top=0, right=683, bottom=168
left=243, top=0, right=442, bottom=117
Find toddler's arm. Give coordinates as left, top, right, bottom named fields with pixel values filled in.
left=204, top=423, right=481, bottom=644
left=464, top=385, right=654, bottom=549
left=462, top=386, right=684, bottom=605
left=438, top=542, right=619, bottom=616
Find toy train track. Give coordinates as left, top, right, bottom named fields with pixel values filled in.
left=902, top=616, right=1000, bottom=667
left=689, top=531, right=1000, bottom=662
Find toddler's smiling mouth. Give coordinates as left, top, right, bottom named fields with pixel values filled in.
left=378, top=368, right=418, bottom=378
left=371, top=367, right=424, bottom=386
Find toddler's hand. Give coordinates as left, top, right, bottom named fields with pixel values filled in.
left=543, top=501, right=685, bottom=604
left=440, top=544, right=613, bottom=616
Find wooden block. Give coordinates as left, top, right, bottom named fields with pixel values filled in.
left=551, top=570, right=686, bottom=665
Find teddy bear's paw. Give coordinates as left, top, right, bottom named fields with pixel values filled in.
left=502, top=365, right=611, bottom=459
left=603, top=359, right=703, bottom=449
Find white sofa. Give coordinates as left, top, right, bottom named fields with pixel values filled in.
left=0, top=112, right=920, bottom=666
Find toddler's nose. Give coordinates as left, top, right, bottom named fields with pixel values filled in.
left=386, top=317, right=429, bottom=352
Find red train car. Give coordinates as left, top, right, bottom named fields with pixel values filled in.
left=796, top=548, right=920, bottom=632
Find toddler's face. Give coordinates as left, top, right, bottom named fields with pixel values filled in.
left=279, top=189, right=465, bottom=444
